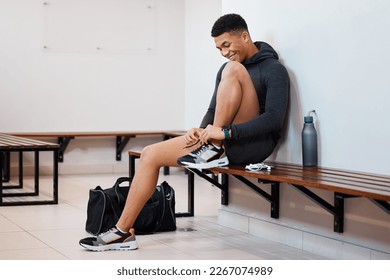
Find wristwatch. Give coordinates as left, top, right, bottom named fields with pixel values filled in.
left=222, top=125, right=231, bottom=140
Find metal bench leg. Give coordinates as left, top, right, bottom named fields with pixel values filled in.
left=34, top=151, right=39, bottom=195
left=129, top=154, right=138, bottom=179
left=53, top=149, right=59, bottom=204
left=18, top=151, right=23, bottom=188
left=116, top=136, right=132, bottom=161
left=176, top=169, right=195, bottom=217
left=0, top=152, right=3, bottom=204
left=221, top=173, right=229, bottom=205
left=271, top=182, right=280, bottom=219
left=187, top=170, right=195, bottom=215
left=292, top=184, right=345, bottom=233
left=1, top=151, right=10, bottom=182
left=334, top=193, right=344, bottom=233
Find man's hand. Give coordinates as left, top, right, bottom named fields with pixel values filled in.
left=184, top=128, right=203, bottom=146
left=199, top=124, right=225, bottom=144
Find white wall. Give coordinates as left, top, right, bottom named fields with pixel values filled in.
left=184, top=0, right=223, bottom=129
left=223, top=0, right=390, bottom=175
left=0, top=0, right=185, bottom=132
left=1, top=0, right=221, bottom=174
left=219, top=0, right=390, bottom=259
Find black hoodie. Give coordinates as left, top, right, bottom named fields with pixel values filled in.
left=200, top=41, right=290, bottom=145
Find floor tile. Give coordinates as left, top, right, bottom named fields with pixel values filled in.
left=0, top=232, right=48, bottom=252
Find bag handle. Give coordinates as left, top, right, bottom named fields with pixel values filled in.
left=114, top=177, right=132, bottom=207
left=115, top=177, right=131, bottom=186
left=104, top=177, right=131, bottom=220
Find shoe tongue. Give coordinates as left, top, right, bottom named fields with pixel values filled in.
left=210, top=143, right=221, bottom=149
left=193, top=144, right=207, bottom=154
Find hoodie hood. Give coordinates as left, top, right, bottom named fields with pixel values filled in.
left=243, top=41, right=279, bottom=65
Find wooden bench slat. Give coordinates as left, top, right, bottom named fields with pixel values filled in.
left=5, top=131, right=185, bottom=162
left=267, top=161, right=390, bottom=181
left=256, top=169, right=389, bottom=191
left=0, top=134, right=59, bottom=149
left=0, top=135, right=56, bottom=147
left=0, top=136, right=51, bottom=146
left=262, top=164, right=390, bottom=189
left=262, top=162, right=390, bottom=186
left=9, top=131, right=185, bottom=138
left=211, top=164, right=390, bottom=201
left=215, top=164, right=390, bottom=189
left=128, top=150, right=142, bottom=156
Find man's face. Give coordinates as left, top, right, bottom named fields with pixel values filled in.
left=214, top=31, right=248, bottom=62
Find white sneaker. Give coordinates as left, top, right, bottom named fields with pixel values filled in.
left=177, top=143, right=229, bottom=169
left=79, top=227, right=138, bottom=251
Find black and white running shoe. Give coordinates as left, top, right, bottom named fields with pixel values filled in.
left=79, top=227, right=138, bottom=251
left=177, top=143, right=229, bottom=169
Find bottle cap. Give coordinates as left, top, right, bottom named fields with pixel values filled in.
left=304, top=116, right=313, bottom=123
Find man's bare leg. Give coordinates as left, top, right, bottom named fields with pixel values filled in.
left=209, top=61, right=260, bottom=146
left=216, top=61, right=259, bottom=124
left=116, top=136, right=200, bottom=231
left=117, top=62, right=259, bottom=232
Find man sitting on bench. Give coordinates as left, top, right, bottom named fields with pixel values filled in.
left=79, top=13, right=290, bottom=251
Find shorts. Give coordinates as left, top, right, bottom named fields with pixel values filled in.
left=224, top=133, right=276, bottom=165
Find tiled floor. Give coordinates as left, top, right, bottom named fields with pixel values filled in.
left=0, top=169, right=326, bottom=260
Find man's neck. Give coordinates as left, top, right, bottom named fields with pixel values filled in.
left=245, top=42, right=260, bottom=59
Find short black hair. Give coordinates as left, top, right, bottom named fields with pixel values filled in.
left=211, top=13, right=248, bottom=37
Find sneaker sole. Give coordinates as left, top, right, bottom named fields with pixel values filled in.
left=79, top=241, right=138, bottom=252
left=180, top=157, right=229, bottom=169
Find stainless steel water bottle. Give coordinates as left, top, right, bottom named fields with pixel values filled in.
left=302, top=110, right=318, bottom=166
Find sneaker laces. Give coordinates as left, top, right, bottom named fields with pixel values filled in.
left=190, top=143, right=210, bottom=155
left=183, top=139, right=200, bottom=149
left=98, top=227, right=117, bottom=237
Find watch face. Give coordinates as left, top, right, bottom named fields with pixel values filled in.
left=223, top=128, right=230, bottom=139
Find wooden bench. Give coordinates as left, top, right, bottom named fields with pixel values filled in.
left=0, top=133, right=59, bottom=206
left=189, top=161, right=390, bottom=233
left=128, top=138, right=390, bottom=233
left=10, top=131, right=184, bottom=162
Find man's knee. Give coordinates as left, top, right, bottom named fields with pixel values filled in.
left=222, top=61, right=247, bottom=78
left=140, top=145, right=157, bottom=163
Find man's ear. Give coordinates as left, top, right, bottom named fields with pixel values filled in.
left=241, top=31, right=250, bottom=43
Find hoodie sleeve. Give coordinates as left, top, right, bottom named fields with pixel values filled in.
left=231, top=62, right=290, bottom=139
